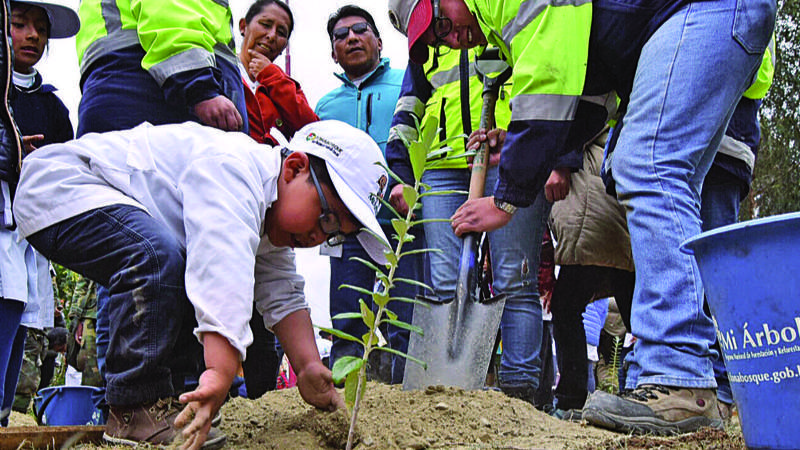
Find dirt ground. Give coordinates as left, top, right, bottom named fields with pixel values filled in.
left=8, top=382, right=745, bottom=450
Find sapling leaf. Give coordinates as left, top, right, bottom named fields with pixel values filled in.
left=331, top=356, right=364, bottom=384
left=394, top=277, right=433, bottom=291
left=384, top=319, right=424, bottom=335
left=317, top=326, right=361, bottom=343
left=389, top=296, right=433, bottom=308
left=348, top=256, right=381, bottom=273
left=338, top=284, right=374, bottom=297
left=362, top=332, right=379, bottom=346
left=419, top=189, right=468, bottom=198
left=402, top=233, right=416, bottom=243
left=383, top=309, right=398, bottom=321
left=402, top=184, right=418, bottom=209
left=344, top=370, right=360, bottom=410
left=391, top=218, right=409, bottom=237
left=399, top=248, right=444, bottom=258
left=373, top=292, right=390, bottom=307
left=359, top=299, right=375, bottom=328
left=376, top=195, right=403, bottom=219
left=330, top=312, right=364, bottom=320
left=373, top=346, right=427, bottom=369
left=383, top=251, right=398, bottom=266
left=409, top=218, right=452, bottom=227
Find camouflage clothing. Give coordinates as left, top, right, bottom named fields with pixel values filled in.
left=12, top=328, right=47, bottom=412
left=66, top=277, right=101, bottom=386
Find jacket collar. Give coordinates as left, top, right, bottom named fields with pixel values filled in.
left=334, top=57, right=391, bottom=88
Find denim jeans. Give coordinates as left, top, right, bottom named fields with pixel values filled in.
left=600, top=0, right=775, bottom=389
left=700, top=166, right=745, bottom=404
left=27, top=204, right=201, bottom=406
left=329, top=223, right=425, bottom=384
left=421, top=168, right=549, bottom=388
left=0, top=299, right=25, bottom=426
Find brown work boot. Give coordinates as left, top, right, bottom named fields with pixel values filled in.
left=103, top=398, right=226, bottom=449
left=582, top=385, right=723, bottom=435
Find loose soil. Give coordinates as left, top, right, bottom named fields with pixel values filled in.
left=7, top=382, right=744, bottom=449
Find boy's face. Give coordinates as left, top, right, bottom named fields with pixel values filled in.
left=10, top=4, right=48, bottom=74
left=267, top=152, right=361, bottom=248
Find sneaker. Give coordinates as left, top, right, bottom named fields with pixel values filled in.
left=551, top=408, right=583, bottom=422
left=582, top=385, right=723, bottom=435
left=103, top=398, right=227, bottom=449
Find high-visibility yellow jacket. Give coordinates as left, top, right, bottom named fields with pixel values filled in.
left=77, top=0, right=237, bottom=83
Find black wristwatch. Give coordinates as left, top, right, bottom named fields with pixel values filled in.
left=493, top=197, right=518, bottom=215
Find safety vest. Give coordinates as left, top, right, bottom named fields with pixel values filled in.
left=76, top=0, right=237, bottom=86
left=393, top=48, right=512, bottom=170
left=463, top=0, right=591, bottom=124
left=743, top=36, right=775, bottom=101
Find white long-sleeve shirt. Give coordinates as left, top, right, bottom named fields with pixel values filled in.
left=13, top=122, right=307, bottom=359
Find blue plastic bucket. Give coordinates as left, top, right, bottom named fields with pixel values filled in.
left=33, top=385, right=104, bottom=426
left=681, top=212, right=800, bottom=450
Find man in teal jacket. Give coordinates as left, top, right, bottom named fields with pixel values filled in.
left=316, top=5, right=425, bottom=385
left=389, top=0, right=775, bottom=435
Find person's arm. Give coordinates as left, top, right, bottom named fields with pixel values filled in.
left=386, top=61, right=433, bottom=215
left=255, top=63, right=319, bottom=134
left=133, top=0, right=242, bottom=130
left=273, top=309, right=343, bottom=410
left=175, top=332, right=238, bottom=450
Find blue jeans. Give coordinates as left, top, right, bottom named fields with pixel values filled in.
left=700, top=166, right=744, bottom=404
left=329, top=223, right=425, bottom=384
left=604, top=0, right=775, bottom=389
left=27, top=204, right=202, bottom=406
left=421, top=168, right=549, bottom=388
left=0, top=299, right=25, bottom=426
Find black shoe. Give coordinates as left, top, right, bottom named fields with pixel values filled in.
left=551, top=407, right=583, bottom=422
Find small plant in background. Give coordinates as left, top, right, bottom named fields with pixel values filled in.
left=602, top=335, right=624, bottom=394
left=318, top=115, right=467, bottom=450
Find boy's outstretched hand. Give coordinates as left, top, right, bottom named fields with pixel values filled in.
left=296, top=361, right=345, bottom=411
left=175, top=332, right=238, bottom=450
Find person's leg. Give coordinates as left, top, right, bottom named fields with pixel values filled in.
left=584, top=0, right=774, bottom=434
left=533, top=319, right=556, bottom=411
left=242, top=310, right=279, bottom=398
left=328, top=237, right=378, bottom=370
left=700, top=166, right=742, bottom=409
left=11, top=328, right=45, bottom=412
left=551, top=265, right=599, bottom=411
left=489, top=170, right=549, bottom=402
left=26, top=204, right=218, bottom=446
left=383, top=222, right=425, bottom=384
left=0, top=299, right=24, bottom=426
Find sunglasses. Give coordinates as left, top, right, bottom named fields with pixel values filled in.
left=332, top=22, right=372, bottom=41
left=308, top=163, right=347, bottom=246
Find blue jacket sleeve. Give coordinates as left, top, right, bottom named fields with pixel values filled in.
left=161, top=66, right=223, bottom=111
left=386, top=61, right=433, bottom=186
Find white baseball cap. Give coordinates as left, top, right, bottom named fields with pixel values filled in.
left=287, top=120, right=390, bottom=264
left=12, top=0, right=80, bottom=39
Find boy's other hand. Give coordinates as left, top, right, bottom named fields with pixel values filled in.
left=295, top=361, right=344, bottom=411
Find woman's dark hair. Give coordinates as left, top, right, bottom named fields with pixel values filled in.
left=326, top=5, right=380, bottom=42
left=245, top=0, right=294, bottom=37
left=10, top=2, right=52, bottom=42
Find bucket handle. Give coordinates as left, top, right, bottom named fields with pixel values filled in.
left=32, top=389, right=57, bottom=426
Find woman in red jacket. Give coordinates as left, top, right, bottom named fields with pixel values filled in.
left=238, top=0, right=317, bottom=145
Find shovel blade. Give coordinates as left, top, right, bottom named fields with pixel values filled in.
left=402, top=295, right=506, bottom=390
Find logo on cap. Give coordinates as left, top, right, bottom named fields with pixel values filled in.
left=370, top=174, right=388, bottom=214
left=306, top=132, right=343, bottom=157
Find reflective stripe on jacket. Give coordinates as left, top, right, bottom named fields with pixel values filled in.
left=76, top=0, right=237, bottom=85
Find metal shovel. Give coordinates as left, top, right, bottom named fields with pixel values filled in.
left=404, top=50, right=513, bottom=390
